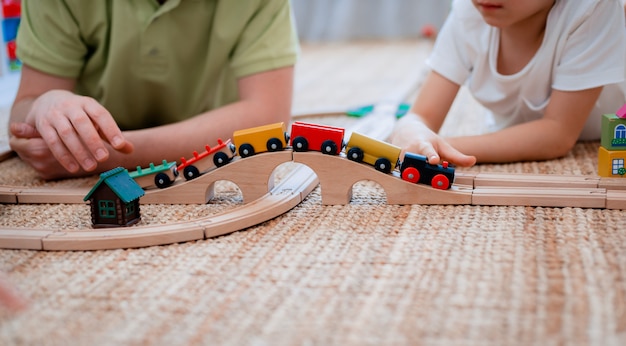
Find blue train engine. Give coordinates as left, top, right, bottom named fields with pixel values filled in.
left=399, top=153, right=455, bottom=190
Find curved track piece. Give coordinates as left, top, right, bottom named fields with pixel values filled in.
left=0, top=165, right=318, bottom=251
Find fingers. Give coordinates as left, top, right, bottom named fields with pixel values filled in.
left=438, top=142, right=477, bottom=167
left=26, top=92, right=133, bottom=173
left=10, top=136, right=88, bottom=180
left=83, top=100, right=131, bottom=152
left=390, top=117, right=475, bottom=168
left=36, top=111, right=93, bottom=172
left=10, top=122, right=40, bottom=139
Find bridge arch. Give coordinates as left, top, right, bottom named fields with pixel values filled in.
left=292, top=151, right=472, bottom=205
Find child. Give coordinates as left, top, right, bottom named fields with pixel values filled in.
left=390, top=0, right=626, bottom=166
left=8, top=0, right=298, bottom=180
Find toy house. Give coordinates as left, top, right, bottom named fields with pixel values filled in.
left=598, top=110, right=626, bottom=178
left=84, top=167, right=145, bottom=228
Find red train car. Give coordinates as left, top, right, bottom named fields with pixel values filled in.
left=177, top=139, right=236, bottom=180
left=290, top=121, right=345, bottom=155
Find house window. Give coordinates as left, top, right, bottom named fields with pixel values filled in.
left=125, top=203, right=135, bottom=216
left=98, top=200, right=116, bottom=218
left=612, top=158, right=625, bottom=175
left=615, top=125, right=626, bottom=140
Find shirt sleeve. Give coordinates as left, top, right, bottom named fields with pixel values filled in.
left=553, top=0, right=626, bottom=90
left=16, top=0, right=87, bottom=78
left=229, top=0, right=300, bottom=79
left=426, top=0, right=480, bottom=86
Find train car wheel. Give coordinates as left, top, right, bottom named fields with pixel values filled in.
left=292, top=137, right=309, bottom=152
left=239, top=144, right=255, bottom=158
left=267, top=138, right=283, bottom=152
left=183, top=166, right=200, bottom=180
left=401, top=167, right=420, bottom=183
left=321, top=140, right=338, bottom=155
left=213, top=152, right=230, bottom=167
left=347, top=147, right=364, bottom=162
left=431, top=174, right=450, bottom=190
left=155, top=173, right=172, bottom=188
left=374, top=158, right=392, bottom=173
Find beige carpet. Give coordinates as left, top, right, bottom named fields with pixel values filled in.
left=1, top=40, right=625, bottom=345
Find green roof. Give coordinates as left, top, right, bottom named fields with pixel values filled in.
left=84, top=167, right=145, bottom=202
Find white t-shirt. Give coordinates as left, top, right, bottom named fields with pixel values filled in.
left=429, top=0, right=626, bottom=140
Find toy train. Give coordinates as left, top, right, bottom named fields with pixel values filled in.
left=129, top=121, right=455, bottom=190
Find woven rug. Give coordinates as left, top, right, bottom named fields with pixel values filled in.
left=1, top=40, right=625, bottom=346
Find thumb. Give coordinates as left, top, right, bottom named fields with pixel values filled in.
left=10, top=122, right=41, bottom=139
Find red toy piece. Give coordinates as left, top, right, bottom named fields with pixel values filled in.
left=177, top=138, right=236, bottom=180
left=6, top=40, right=16, bottom=60
left=290, top=121, right=345, bottom=155
left=420, top=24, right=437, bottom=39
left=1, top=0, right=20, bottom=18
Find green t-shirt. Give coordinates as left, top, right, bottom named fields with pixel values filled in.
left=17, top=0, right=299, bottom=130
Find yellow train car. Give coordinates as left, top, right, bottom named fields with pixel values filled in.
left=345, top=132, right=401, bottom=173
left=233, top=122, right=289, bottom=158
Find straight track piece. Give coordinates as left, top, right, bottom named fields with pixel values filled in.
left=0, top=185, right=19, bottom=203
left=606, top=190, right=626, bottom=209
left=16, top=187, right=88, bottom=204
left=599, top=177, right=626, bottom=190
left=472, top=187, right=606, bottom=208
left=0, top=228, right=54, bottom=250
left=473, top=173, right=600, bottom=188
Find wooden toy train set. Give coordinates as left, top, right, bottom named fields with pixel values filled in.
left=1, top=109, right=626, bottom=251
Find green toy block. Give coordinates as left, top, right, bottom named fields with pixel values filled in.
left=601, top=113, right=626, bottom=150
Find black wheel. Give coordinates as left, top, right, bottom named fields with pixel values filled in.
left=374, top=158, right=392, bottom=173
left=267, top=138, right=283, bottom=152
left=183, top=166, right=200, bottom=180
left=239, top=144, right=255, bottom=158
left=213, top=152, right=230, bottom=167
left=292, top=136, right=309, bottom=152
left=347, top=147, right=364, bottom=162
left=155, top=173, right=172, bottom=188
left=321, top=140, right=338, bottom=155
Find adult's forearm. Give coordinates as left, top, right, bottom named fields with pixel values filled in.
left=105, top=97, right=292, bottom=171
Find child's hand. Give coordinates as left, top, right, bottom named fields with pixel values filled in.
left=11, top=90, right=133, bottom=175
left=390, top=113, right=476, bottom=167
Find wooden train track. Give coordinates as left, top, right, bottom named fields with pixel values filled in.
left=2, top=52, right=625, bottom=250
left=1, top=144, right=625, bottom=251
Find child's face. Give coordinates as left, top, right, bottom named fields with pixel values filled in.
left=472, top=0, right=556, bottom=28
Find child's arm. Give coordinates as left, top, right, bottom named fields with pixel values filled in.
left=391, top=70, right=603, bottom=164
left=390, top=71, right=477, bottom=167
left=445, top=87, right=602, bottom=162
